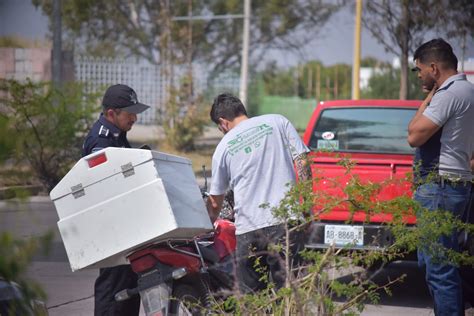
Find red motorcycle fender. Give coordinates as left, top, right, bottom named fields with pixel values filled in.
left=213, top=219, right=236, bottom=260
left=129, top=247, right=201, bottom=274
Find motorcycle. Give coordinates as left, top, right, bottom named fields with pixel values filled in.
left=114, top=167, right=236, bottom=315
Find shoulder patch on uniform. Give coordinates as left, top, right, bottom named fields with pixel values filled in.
left=98, top=125, right=109, bottom=137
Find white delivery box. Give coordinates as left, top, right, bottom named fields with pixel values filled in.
left=50, top=147, right=213, bottom=271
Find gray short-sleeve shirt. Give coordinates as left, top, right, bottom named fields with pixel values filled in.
left=210, top=114, right=309, bottom=235
left=422, top=73, right=474, bottom=180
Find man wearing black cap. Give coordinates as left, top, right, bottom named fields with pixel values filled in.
left=82, top=84, right=150, bottom=157
left=82, top=84, right=150, bottom=315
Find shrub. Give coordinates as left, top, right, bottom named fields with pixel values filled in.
left=208, top=162, right=473, bottom=315
left=0, top=79, right=97, bottom=192
left=162, top=76, right=208, bottom=152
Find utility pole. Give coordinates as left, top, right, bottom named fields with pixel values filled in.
left=239, top=0, right=251, bottom=107
left=187, top=0, right=193, bottom=97
left=52, top=0, right=62, bottom=86
left=461, top=31, right=466, bottom=72
left=351, top=0, right=362, bottom=100
left=316, top=64, right=321, bottom=104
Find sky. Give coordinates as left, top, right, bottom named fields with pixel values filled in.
left=1, top=0, right=473, bottom=68
left=271, top=3, right=474, bottom=68
left=0, top=0, right=47, bottom=40
left=269, top=4, right=396, bottom=67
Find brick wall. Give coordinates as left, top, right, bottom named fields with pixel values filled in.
left=0, top=47, right=51, bottom=81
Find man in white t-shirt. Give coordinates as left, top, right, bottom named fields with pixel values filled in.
left=207, top=93, right=312, bottom=291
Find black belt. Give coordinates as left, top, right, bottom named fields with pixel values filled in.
left=433, top=177, right=472, bottom=187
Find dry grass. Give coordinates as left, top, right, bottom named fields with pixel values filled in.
left=154, top=141, right=215, bottom=176
left=0, top=166, right=38, bottom=187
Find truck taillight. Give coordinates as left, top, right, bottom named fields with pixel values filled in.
left=87, top=153, right=107, bottom=168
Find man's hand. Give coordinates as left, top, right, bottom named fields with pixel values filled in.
left=206, top=194, right=224, bottom=223
left=407, top=85, right=440, bottom=147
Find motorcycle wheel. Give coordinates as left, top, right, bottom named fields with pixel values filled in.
left=169, top=283, right=207, bottom=316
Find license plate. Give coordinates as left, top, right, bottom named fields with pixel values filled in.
left=324, top=225, right=364, bottom=246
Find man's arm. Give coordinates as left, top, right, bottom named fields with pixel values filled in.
left=294, top=153, right=312, bottom=181
left=407, top=87, right=441, bottom=147
left=206, top=194, right=224, bottom=223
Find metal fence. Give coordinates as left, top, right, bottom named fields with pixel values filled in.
left=74, top=56, right=240, bottom=125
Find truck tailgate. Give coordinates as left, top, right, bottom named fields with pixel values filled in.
left=311, top=155, right=416, bottom=224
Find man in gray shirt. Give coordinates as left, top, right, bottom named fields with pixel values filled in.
left=207, top=93, right=312, bottom=292
left=408, top=38, right=474, bottom=315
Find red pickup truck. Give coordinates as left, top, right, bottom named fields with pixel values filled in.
left=303, top=100, right=421, bottom=250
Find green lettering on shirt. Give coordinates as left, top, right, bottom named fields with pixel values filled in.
left=227, top=124, right=273, bottom=155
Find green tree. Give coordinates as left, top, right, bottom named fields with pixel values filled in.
left=0, top=79, right=97, bottom=192
left=363, top=0, right=432, bottom=100
left=260, top=61, right=295, bottom=97
left=33, top=0, right=344, bottom=72
left=260, top=60, right=352, bottom=100
left=360, top=56, right=390, bottom=68
left=0, top=36, right=49, bottom=48
left=361, top=65, right=425, bottom=99
left=163, top=76, right=208, bottom=151
left=0, top=90, right=52, bottom=316
left=363, top=0, right=474, bottom=100
left=0, top=115, right=15, bottom=162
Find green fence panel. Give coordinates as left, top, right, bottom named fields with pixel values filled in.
left=257, top=96, right=317, bottom=130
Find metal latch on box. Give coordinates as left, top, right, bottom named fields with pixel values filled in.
left=121, top=162, right=135, bottom=178
left=71, top=184, right=85, bottom=199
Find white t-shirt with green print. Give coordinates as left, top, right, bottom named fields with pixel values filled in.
left=210, top=114, right=309, bottom=235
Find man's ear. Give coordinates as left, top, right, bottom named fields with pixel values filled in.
left=218, top=117, right=230, bottom=133
left=430, top=62, right=439, bottom=75
left=105, top=108, right=115, bottom=118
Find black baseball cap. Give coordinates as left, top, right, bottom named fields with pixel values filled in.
left=102, top=84, right=150, bottom=114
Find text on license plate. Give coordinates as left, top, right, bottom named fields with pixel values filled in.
left=324, top=225, right=364, bottom=246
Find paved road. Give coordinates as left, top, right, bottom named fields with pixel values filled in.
left=1, top=196, right=472, bottom=316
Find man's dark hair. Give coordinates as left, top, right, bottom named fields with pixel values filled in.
left=413, top=38, right=458, bottom=70
left=210, top=93, right=247, bottom=124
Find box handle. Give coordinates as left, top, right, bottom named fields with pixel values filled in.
left=121, top=162, right=135, bottom=178
left=71, top=183, right=85, bottom=199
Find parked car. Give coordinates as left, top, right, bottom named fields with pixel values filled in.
left=302, top=99, right=421, bottom=250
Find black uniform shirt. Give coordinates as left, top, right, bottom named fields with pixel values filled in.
left=413, top=128, right=442, bottom=184
left=412, top=80, right=460, bottom=184
left=82, top=114, right=131, bottom=157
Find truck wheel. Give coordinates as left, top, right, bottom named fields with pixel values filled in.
left=170, top=283, right=206, bottom=315
left=366, top=259, right=386, bottom=272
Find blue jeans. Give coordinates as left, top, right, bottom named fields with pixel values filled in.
left=415, top=182, right=471, bottom=316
